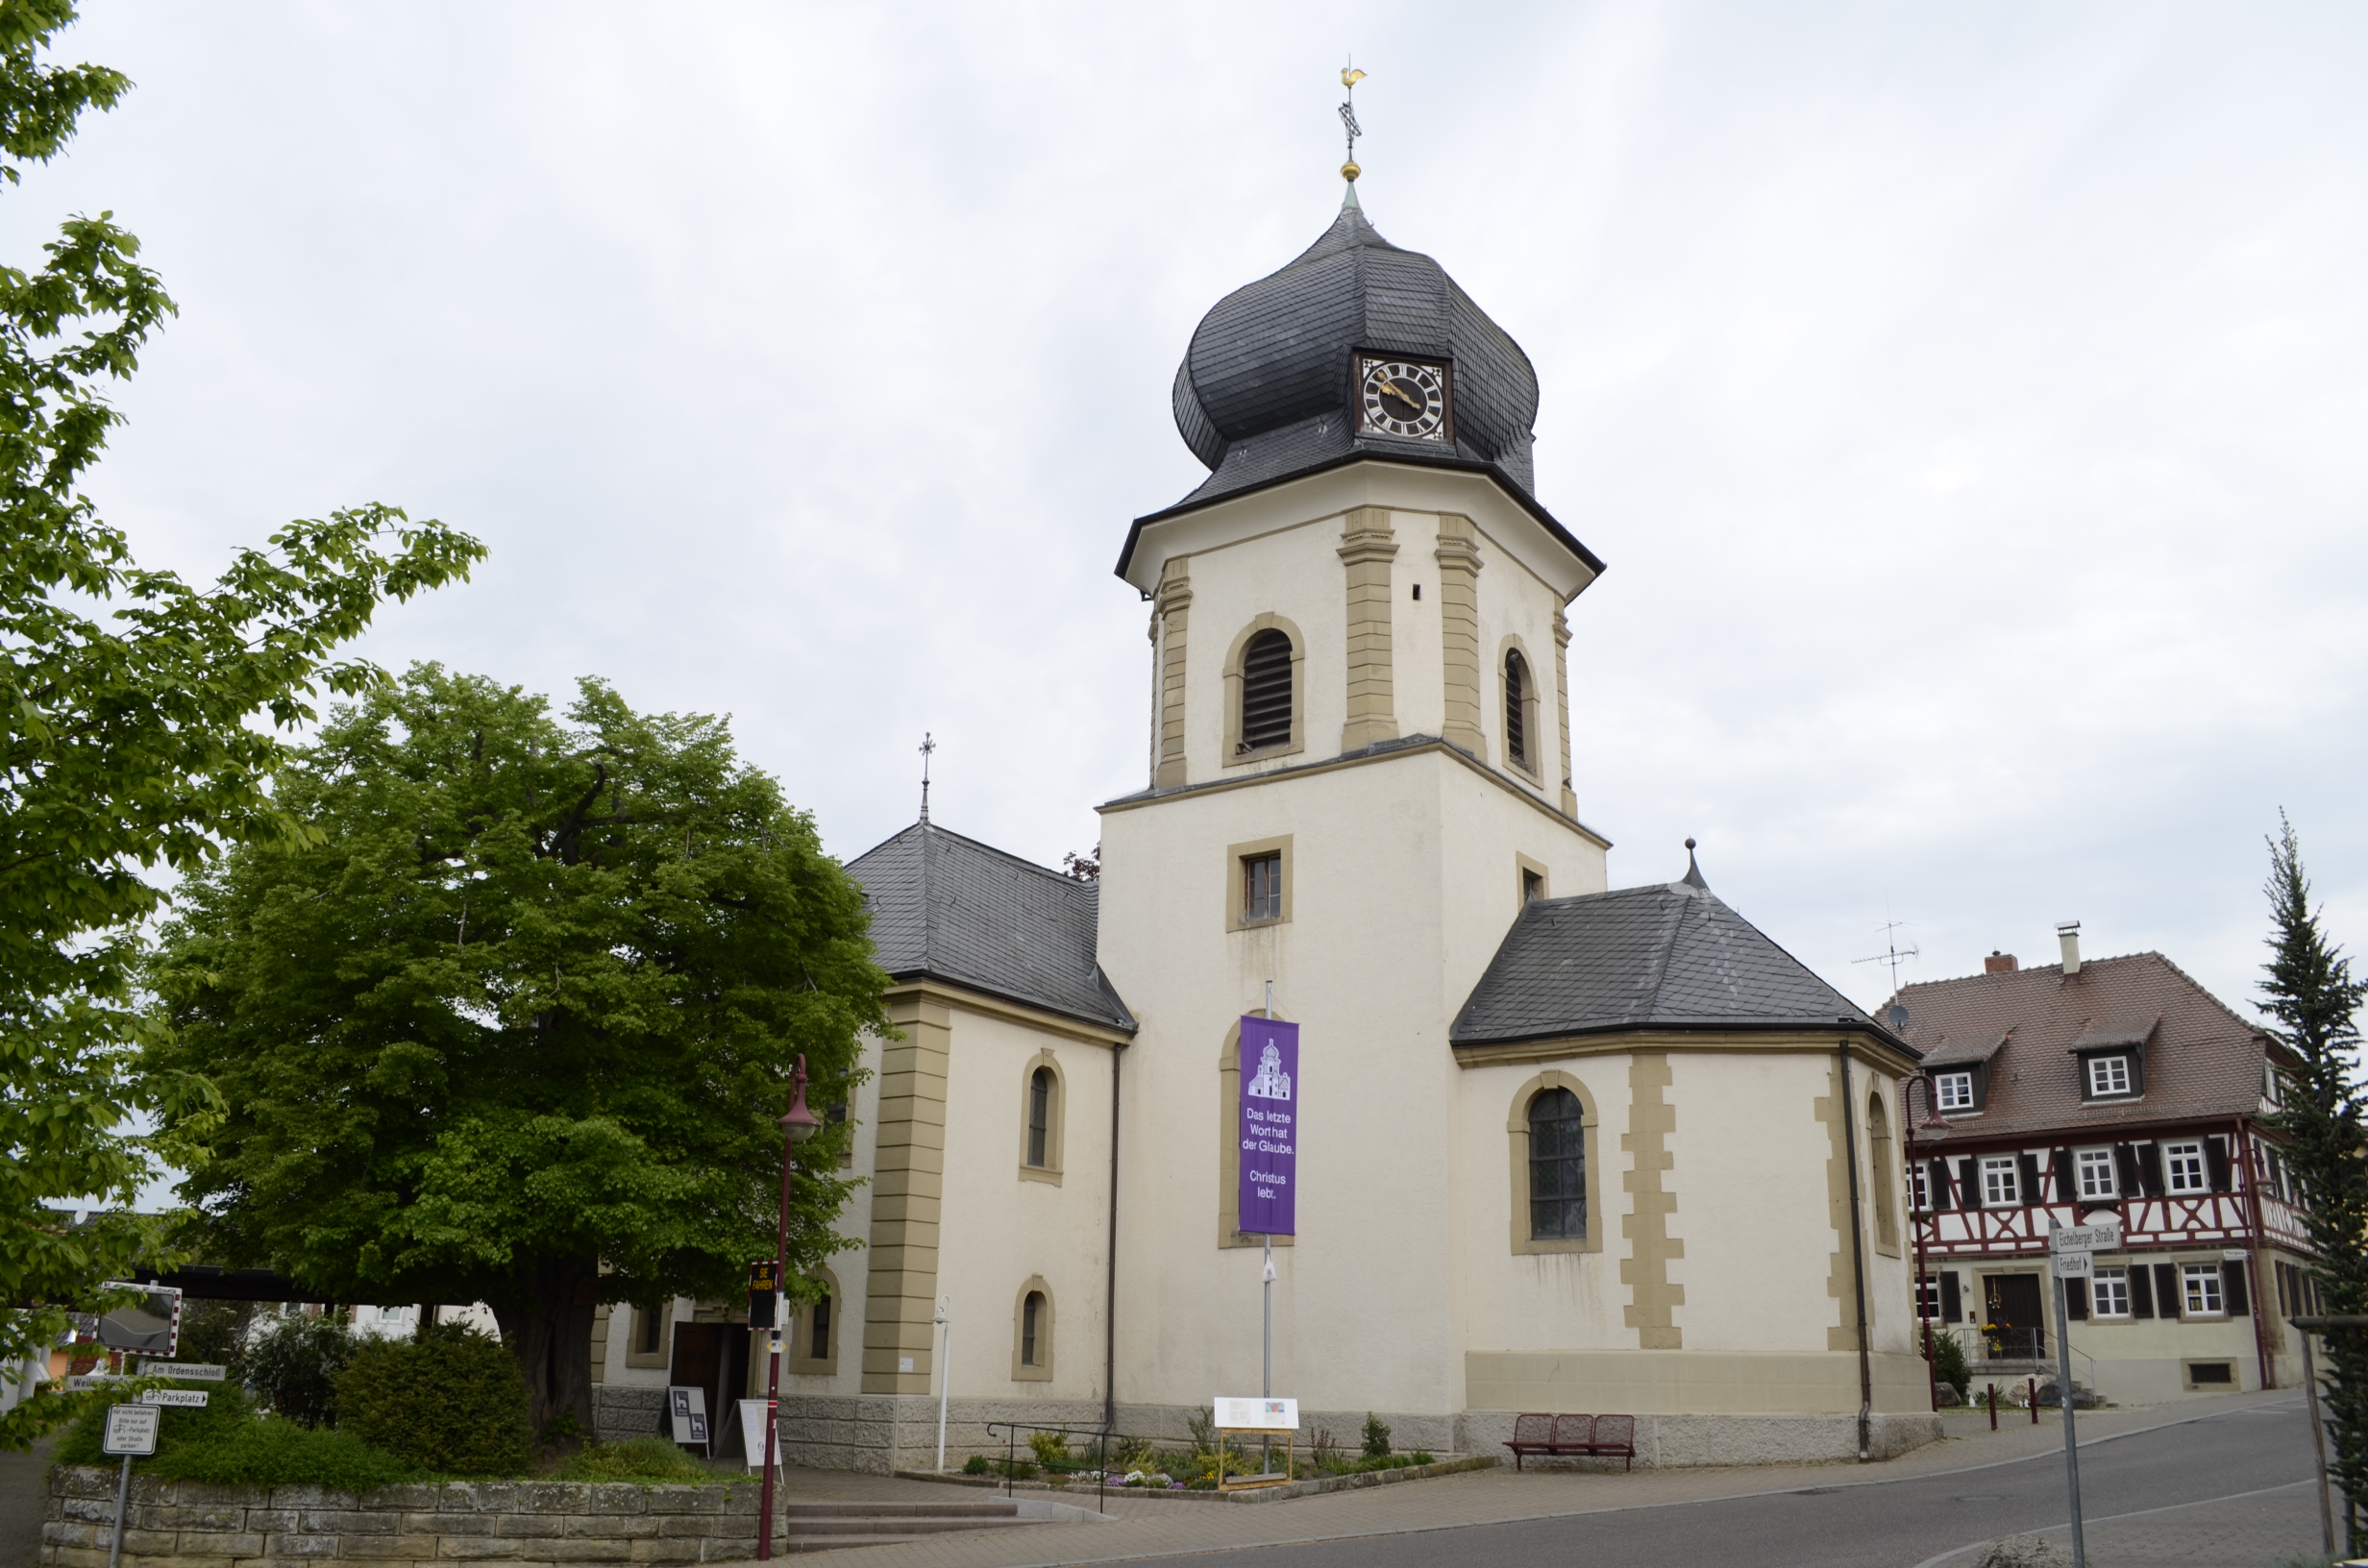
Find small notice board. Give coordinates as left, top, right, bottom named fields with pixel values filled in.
left=1213, top=1398, right=1299, bottom=1492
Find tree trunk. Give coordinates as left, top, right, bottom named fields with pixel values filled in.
left=493, top=1256, right=600, bottom=1437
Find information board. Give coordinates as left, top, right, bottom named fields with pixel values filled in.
left=1213, top=1397, right=1298, bottom=1432
left=666, top=1385, right=708, bottom=1447
left=102, top=1404, right=160, bottom=1457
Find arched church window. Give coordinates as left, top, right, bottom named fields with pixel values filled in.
left=1505, top=649, right=1531, bottom=771
left=1528, top=1087, right=1586, bottom=1239
left=1868, top=1091, right=1898, bottom=1250
left=1027, top=1067, right=1052, bottom=1167
left=1239, top=629, right=1294, bottom=752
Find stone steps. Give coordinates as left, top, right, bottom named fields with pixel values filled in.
left=777, top=1499, right=1042, bottom=1554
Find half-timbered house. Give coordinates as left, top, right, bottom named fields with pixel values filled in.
left=1888, top=927, right=2310, bottom=1404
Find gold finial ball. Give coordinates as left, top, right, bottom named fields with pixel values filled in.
left=1341, top=160, right=1361, bottom=182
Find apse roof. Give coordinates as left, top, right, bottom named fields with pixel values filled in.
left=846, top=821, right=1135, bottom=1034
left=1452, top=860, right=1893, bottom=1048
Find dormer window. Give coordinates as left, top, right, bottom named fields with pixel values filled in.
left=1239, top=629, right=1294, bottom=753
left=2086, top=1054, right=2132, bottom=1097
left=1935, top=1070, right=1975, bottom=1113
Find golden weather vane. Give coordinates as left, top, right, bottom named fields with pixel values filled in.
left=1339, top=63, right=1367, bottom=183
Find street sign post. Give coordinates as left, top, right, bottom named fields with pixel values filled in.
left=2046, top=1217, right=2091, bottom=1568
left=136, top=1361, right=225, bottom=1382
left=139, top=1389, right=208, bottom=1409
left=101, top=1404, right=160, bottom=1568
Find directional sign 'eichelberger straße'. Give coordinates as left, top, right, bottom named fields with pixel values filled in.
left=2048, top=1223, right=2122, bottom=1255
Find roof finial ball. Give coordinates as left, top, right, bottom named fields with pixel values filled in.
left=1682, top=838, right=1709, bottom=892
left=1338, top=64, right=1366, bottom=187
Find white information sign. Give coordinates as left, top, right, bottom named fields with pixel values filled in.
left=738, top=1399, right=774, bottom=1473
left=666, top=1385, right=708, bottom=1447
left=2048, top=1223, right=2121, bottom=1255
left=2052, top=1251, right=2092, bottom=1280
left=1213, top=1397, right=1299, bottom=1432
left=102, top=1403, right=160, bottom=1457
left=140, top=1389, right=209, bottom=1408
left=138, top=1361, right=227, bottom=1382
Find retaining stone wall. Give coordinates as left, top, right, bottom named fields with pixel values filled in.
left=41, top=1468, right=762, bottom=1568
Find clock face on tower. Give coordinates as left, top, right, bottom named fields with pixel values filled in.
left=1356, top=354, right=1452, bottom=442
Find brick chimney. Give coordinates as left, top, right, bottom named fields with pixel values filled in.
left=1985, top=950, right=2018, bottom=974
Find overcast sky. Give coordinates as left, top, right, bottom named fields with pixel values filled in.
left=21, top=1, right=2367, bottom=1019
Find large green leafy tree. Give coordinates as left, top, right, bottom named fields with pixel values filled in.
left=0, top=1, right=481, bottom=1448
left=2259, top=813, right=2368, bottom=1552
left=146, top=667, right=886, bottom=1432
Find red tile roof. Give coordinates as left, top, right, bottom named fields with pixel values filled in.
left=1887, top=951, right=2270, bottom=1140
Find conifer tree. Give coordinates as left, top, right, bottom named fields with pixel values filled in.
left=2259, top=813, right=2368, bottom=1551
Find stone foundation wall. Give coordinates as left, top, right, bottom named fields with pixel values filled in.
left=41, top=1469, right=763, bottom=1568
left=591, top=1386, right=666, bottom=1444
left=776, top=1395, right=1108, bottom=1475
left=1457, top=1409, right=1942, bottom=1467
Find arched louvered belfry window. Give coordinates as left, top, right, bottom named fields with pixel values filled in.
left=1239, top=628, right=1294, bottom=753
left=1504, top=649, right=1531, bottom=772
left=1528, top=1087, right=1586, bottom=1239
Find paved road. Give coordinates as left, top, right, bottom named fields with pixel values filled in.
left=1150, top=1400, right=2322, bottom=1568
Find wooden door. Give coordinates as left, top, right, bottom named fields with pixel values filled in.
left=1983, top=1273, right=2047, bottom=1358
left=669, top=1324, right=727, bottom=1447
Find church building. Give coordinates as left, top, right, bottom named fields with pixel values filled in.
left=600, top=170, right=1938, bottom=1472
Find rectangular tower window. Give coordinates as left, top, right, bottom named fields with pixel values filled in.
left=1243, top=852, right=1282, bottom=923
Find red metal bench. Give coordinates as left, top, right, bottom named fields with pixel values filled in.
left=1504, top=1412, right=1636, bottom=1472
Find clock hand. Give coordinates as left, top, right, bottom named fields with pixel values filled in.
left=1381, top=380, right=1423, bottom=412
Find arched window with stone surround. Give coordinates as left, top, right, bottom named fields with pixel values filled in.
left=1027, top=1067, right=1052, bottom=1167
left=1527, top=1087, right=1586, bottom=1239
left=1239, top=628, right=1294, bottom=753
left=1505, top=649, right=1531, bottom=771
left=1868, top=1090, right=1899, bottom=1251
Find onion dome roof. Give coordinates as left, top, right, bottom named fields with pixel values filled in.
left=1164, top=192, right=1542, bottom=515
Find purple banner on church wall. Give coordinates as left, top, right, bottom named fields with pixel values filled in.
left=1237, top=1017, right=1298, bottom=1236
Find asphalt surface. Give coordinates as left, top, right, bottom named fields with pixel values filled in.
left=0, top=1440, right=48, bottom=1568
left=1147, top=1400, right=2323, bottom=1568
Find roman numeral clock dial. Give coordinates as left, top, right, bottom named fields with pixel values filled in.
left=1357, top=355, right=1451, bottom=442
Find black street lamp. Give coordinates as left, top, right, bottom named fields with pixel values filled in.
left=756, top=1055, right=821, bottom=1562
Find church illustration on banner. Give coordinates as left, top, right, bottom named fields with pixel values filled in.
left=586, top=112, right=1934, bottom=1474
left=1246, top=1043, right=1292, bottom=1102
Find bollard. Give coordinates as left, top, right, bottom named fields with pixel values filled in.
left=2030, top=1378, right=2038, bottom=1424
left=1987, top=1384, right=1998, bottom=1432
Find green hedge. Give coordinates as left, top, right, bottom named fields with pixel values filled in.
left=333, top=1324, right=531, bottom=1477
left=54, top=1386, right=419, bottom=1490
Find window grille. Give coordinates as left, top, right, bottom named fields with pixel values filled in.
left=1021, top=1291, right=1045, bottom=1365
left=1527, top=1088, right=1586, bottom=1238
left=1505, top=650, right=1530, bottom=770
left=2181, top=1263, right=2224, bottom=1315
left=2092, top=1268, right=2130, bottom=1317
left=2086, top=1054, right=2132, bottom=1096
left=809, top=1293, right=831, bottom=1360
left=1243, top=852, right=1282, bottom=922
left=1239, top=629, right=1294, bottom=752
left=2163, top=1140, right=2208, bottom=1194
left=1936, top=1072, right=1974, bottom=1113
left=1981, top=1155, right=2020, bottom=1207
left=2077, top=1147, right=2117, bottom=1200
left=1027, top=1067, right=1051, bottom=1166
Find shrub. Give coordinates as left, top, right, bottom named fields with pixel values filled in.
left=175, top=1301, right=260, bottom=1382
left=246, top=1312, right=358, bottom=1428
left=55, top=1385, right=417, bottom=1490
left=1027, top=1431, right=1070, bottom=1469
left=1310, top=1426, right=1343, bottom=1472
left=558, top=1436, right=715, bottom=1482
left=1185, top=1407, right=1218, bottom=1457
left=1925, top=1330, right=1971, bottom=1403
left=962, top=1454, right=991, bottom=1475
left=1409, top=1451, right=1435, bottom=1465
left=1360, top=1411, right=1391, bottom=1459
left=334, top=1323, right=530, bottom=1477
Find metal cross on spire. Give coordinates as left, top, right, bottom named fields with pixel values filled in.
left=1338, top=63, right=1367, bottom=184
left=918, top=732, right=935, bottom=823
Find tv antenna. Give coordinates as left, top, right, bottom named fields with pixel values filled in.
left=1852, top=917, right=1920, bottom=995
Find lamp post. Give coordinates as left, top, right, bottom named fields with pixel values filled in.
left=756, top=1055, right=821, bottom=1563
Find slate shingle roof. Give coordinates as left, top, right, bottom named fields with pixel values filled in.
left=1452, top=874, right=1891, bottom=1047
left=1887, top=952, right=2269, bottom=1138
left=846, top=821, right=1134, bottom=1034
left=1123, top=196, right=1601, bottom=582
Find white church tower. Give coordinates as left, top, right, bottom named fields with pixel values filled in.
left=1095, top=173, right=1936, bottom=1461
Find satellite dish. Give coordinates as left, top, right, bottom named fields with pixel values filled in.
left=1887, top=1005, right=1910, bottom=1035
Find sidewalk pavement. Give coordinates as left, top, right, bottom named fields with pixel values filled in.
left=730, top=1389, right=2306, bottom=1568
